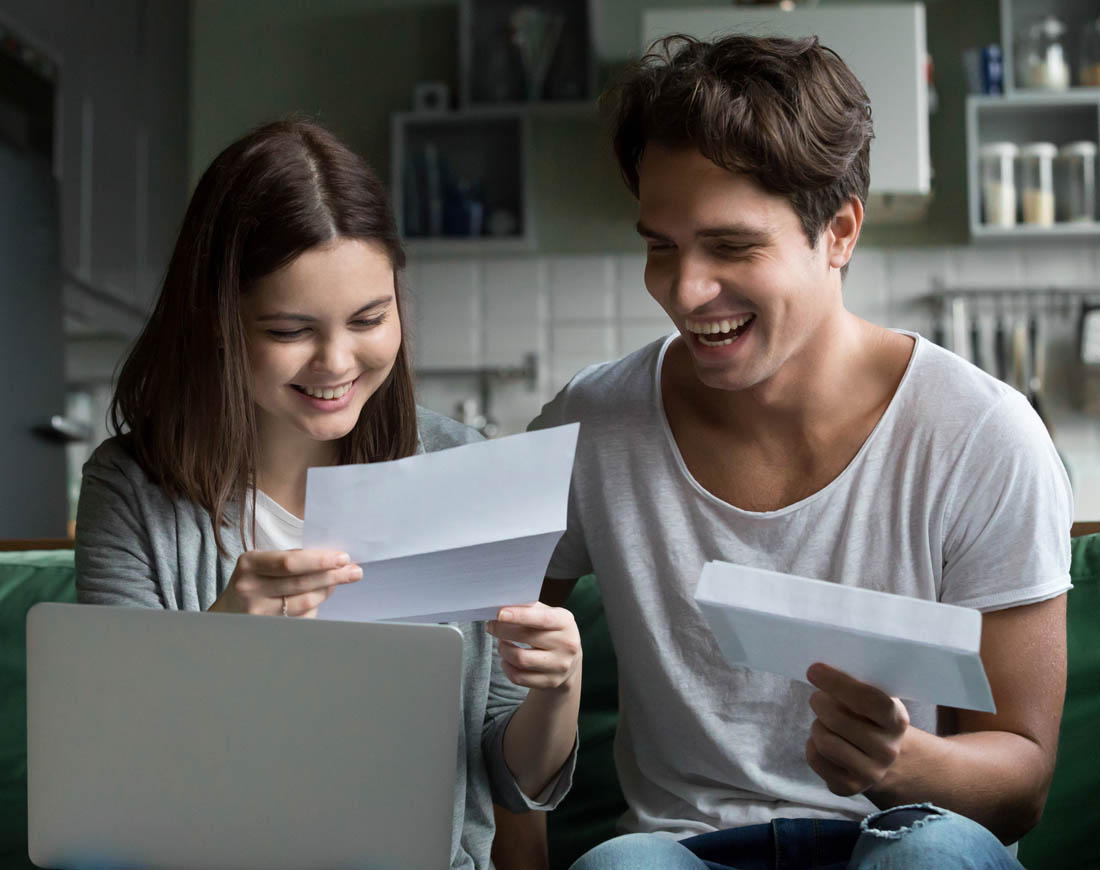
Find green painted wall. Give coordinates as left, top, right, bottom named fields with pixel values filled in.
left=191, top=0, right=1001, bottom=252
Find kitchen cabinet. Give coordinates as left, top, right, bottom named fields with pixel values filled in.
left=642, top=4, right=932, bottom=196
left=391, top=0, right=597, bottom=252
left=966, top=0, right=1100, bottom=239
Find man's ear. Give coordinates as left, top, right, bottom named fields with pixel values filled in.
left=825, top=195, right=864, bottom=270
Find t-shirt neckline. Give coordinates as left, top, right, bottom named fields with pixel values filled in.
left=653, top=329, right=923, bottom=518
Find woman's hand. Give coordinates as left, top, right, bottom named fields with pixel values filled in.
left=209, top=549, right=362, bottom=618
left=487, top=603, right=582, bottom=692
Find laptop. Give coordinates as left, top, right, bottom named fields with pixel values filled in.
left=26, top=603, right=464, bottom=869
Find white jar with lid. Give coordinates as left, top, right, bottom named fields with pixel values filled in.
left=1019, top=142, right=1057, bottom=226
left=1018, top=15, right=1070, bottom=89
left=979, top=142, right=1018, bottom=227
left=1057, top=141, right=1097, bottom=223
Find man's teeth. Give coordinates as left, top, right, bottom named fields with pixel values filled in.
left=686, top=314, right=755, bottom=346
left=298, top=382, right=352, bottom=400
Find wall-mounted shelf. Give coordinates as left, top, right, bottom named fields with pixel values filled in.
left=392, top=110, right=534, bottom=253
left=965, top=2, right=1100, bottom=239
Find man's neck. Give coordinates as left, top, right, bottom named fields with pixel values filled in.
left=662, top=314, right=914, bottom=511
left=680, top=313, right=903, bottom=448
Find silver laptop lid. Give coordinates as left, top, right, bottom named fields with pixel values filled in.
left=27, top=603, right=463, bottom=869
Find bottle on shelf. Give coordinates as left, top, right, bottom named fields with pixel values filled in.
left=1019, top=142, right=1057, bottom=226
left=1057, top=142, right=1097, bottom=224
left=979, top=142, right=1018, bottom=227
left=1016, top=15, right=1070, bottom=90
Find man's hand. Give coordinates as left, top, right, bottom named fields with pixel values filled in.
left=488, top=603, right=581, bottom=692
left=804, top=662, right=910, bottom=796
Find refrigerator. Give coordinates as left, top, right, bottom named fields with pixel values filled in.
left=0, top=61, right=67, bottom=538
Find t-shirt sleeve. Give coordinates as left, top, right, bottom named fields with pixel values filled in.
left=939, top=390, right=1073, bottom=611
left=74, top=449, right=165, bottom=608
left=480, top=639, right=577, bottom=812
left=528, top=381, right=593, bottom=580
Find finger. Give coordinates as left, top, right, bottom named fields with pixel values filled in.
left=806, top=663, right=906, bottom=730
left=256, top=564, right=362, bottom=597
left=284, top=587, right=334, bottom=617
left=805, top=737, right=867, bottom=797
left=243, top=548, right=351, bottom=577
left=488, top=623, right=566, bottom=650
left=809, top=691, right=900, bottom=767
left=497, top=641, right=570, bottom=675
left=809, top=719, right=884, bottom=784
left=494, top=603, right=572, bottom=632
left=500, top=659, right=568, bottom=691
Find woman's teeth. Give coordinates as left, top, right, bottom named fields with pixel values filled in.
left=295, top=382, right=352, bottom=400
left=686, top=314, right=755, bottom=346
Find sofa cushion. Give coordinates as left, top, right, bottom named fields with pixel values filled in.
left=547, top=575, right=627, bottom=869
left=0, top=550, right=76, bottom=869
left=1018, top=532, right=1100, bottom=869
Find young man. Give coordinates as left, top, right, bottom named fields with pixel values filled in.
left=532, top=34, right=1071, bottom=869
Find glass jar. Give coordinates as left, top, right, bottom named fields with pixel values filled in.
left=979, top=142, right=1018, bottom=227
left=1057, top=142, right=1097, bottom=223
left=1017, top=16, right=1070, bottom=90
left=1080, top=16, right=1100, bottom=87
left=1019, top=143, right=1057, bottom=226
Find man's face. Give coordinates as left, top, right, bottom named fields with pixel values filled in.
left=637, top=146, right=843, bottom=394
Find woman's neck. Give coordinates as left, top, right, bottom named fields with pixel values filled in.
left=255, top=425, right=338, bottom=520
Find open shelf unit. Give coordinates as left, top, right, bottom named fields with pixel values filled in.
left=966, top=0, right=1100, bottom=239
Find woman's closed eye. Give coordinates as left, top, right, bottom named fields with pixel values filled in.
left=266, top=314, right=386, bottom=340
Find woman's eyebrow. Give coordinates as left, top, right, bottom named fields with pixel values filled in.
left=256, top=295, right=393, bottom=322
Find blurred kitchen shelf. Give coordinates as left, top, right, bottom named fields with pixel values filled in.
left=459, top=0, right=597, bottom=107
left=1000, top=0, right=1099, bottom=95
left=965, top=94, right=1100, bottom=238
left=392, top=110, right=534, bottom=252
left=970, top=222, right=1100, bottom=239
left=965, top=2, right=1100, bottom=239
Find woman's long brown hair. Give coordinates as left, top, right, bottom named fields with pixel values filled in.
left=110, top=120, right=418, bottom=554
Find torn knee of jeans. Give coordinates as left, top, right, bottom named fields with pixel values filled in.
left=860, top=803, right=946, bottom=840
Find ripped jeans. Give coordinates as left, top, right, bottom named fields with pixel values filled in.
left=568, top=804, right=1024, bottom=870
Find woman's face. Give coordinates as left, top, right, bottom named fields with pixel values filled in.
left=241, top=238, right=403, bottom=457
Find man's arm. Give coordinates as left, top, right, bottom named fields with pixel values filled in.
left=807, top=594, right=1066, bottom=844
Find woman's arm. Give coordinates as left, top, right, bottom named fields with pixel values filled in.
left=489, top=603, right=582, bottom=798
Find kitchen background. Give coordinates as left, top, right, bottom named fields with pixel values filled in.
left=1, top=0, right=1098, bottom=538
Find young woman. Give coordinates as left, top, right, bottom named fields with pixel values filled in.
left=74, top=119, right=580, bottom=869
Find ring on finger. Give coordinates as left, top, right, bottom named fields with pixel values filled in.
left=282, top=595, right=288, bottom=617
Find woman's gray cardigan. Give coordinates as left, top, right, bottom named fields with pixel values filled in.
left=75, top=407, right=574, bottom=870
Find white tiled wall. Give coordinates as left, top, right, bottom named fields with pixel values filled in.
left=408, top=243, right=1100, bottom=519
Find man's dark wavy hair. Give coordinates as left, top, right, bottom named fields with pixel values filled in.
left=603, top=33, right=874, bottom=250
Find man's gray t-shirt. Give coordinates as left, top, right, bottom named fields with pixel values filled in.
left=530, top=332, right=1072, bottom=838
left=75, top=407, right=575, bottom=870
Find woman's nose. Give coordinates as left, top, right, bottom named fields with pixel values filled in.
left=311, top=334, right=355, bottom=375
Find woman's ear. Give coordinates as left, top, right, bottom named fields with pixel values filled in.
left=826, top=195, right=864, bottom=270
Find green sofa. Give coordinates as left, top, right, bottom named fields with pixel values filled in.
left=3, top=538, right=1097, bottom=869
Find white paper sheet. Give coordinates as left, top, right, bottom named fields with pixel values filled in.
left=303, top=423, right=579, bottom=623
left=694, top=561, right=996, bottom=713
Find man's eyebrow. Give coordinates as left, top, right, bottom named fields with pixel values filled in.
left=636, top=221, right=672, bottom=241
left=256, top=295, right=392, bottom=322
left=635, top=221, right=773, bottom=244
left=696, top=225, right=773, bottom=243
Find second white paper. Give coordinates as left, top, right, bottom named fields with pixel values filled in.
left=694, top=561, right=996, bottom=713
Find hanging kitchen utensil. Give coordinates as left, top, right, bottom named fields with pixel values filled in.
left=994, top=309, right=1008, bottom=381
left=1027, top=311, right=1050, bottom=430
left=970, top=314, right=984, bottom=372
left=1012, top=317, right=1028, bottom=393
